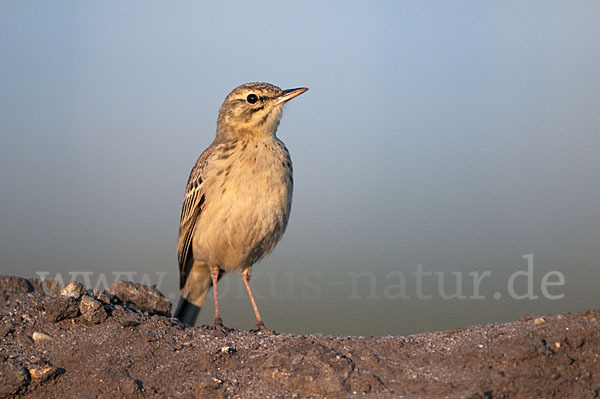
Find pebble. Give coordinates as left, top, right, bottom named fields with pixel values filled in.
left=122, top=320, right=140, bottom=328
left=32, top=331, right=53, bottom=343
left=45, top=296, right=80, bottom=322
left=61, top=281, right=87, bottom=299
left=79, top=296, right=108, bottom=324
left=220, top=346, right=237, bottom=354
left=91, top=289, right=111, bottom=304
left=107, top=280, right=172, bottom=316
left=534, top=317, right=546, bottom=326
left=29, top=366, right=54, bottom=379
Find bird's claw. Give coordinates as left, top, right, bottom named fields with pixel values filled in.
left=210, top=317, right=230, bottom=336
left=250, top=321, right=276, bottom=335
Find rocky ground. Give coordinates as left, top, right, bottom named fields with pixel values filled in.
left=0, top=275, right=598, bottom=398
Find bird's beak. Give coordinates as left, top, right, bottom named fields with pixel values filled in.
left=274, top=87, right=308, bottom=106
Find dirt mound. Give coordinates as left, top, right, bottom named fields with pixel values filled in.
left=0, top=275, right=598, bottom=398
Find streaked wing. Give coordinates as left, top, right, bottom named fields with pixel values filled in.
left=177, top=152, right=210, bottom=289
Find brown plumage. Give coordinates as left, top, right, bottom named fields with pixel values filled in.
left=174, top=82, right=308, bottom=333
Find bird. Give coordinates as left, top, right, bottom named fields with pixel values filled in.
left=173, top=82, right=308, bottom=334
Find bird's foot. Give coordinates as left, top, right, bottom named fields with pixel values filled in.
left=250, top=321, right=276, bottom=335
left=211, top=317, right=230, bottom=336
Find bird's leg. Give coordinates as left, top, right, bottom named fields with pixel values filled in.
left=242, top=268, right=275, bottom=335
left=210, top=266, right=224, bottom=329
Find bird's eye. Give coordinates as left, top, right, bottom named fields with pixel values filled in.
left=246, top=94, right=258, bottom=104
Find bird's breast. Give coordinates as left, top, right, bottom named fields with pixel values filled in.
left=193, top=139, right=293, bottom=270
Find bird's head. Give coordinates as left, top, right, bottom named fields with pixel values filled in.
left=216, top=82, right=308, bottom=141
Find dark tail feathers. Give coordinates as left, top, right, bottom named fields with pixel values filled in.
left=173, top=296, right=201, bottom=326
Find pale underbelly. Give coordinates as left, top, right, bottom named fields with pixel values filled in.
left=192, top=181, right=290, bottom=271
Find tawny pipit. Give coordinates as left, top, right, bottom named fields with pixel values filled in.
left=174, top=82, right=308, bottom=333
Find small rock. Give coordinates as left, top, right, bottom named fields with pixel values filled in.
left=107, top=281, right=172, bottom=316
left=121, top=320, right=141, bottom=328
left=79, top=296, right=108, bottom=324
left=61, top=281, right=86, bottom=299
left=29, top=365, right=63, bottom=387
left=32, top=331, right=53, bottom=343
left=554, top=341, right=561, bottom=349
left=112, top=305, right=126, bottom=318
left=29, top=366, right=60, bottom=383
left=219, top=346, right=237, bottom=354
left=533, top=317, right=546, bottom=326
left=45, top=296, right=79, bottom=322
left=91, top=289, right=111, bottom=304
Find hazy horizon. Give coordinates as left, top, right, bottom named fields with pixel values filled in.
left=1, top=1, right=599, bottom=336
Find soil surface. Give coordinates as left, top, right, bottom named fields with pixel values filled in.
left=0, top=275, right=598, bottom=398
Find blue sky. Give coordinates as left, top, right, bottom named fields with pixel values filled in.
left=1, top=1, right=599, bottom=335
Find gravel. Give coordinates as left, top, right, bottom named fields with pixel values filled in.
left=1, top=275, right=598, bottom=398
